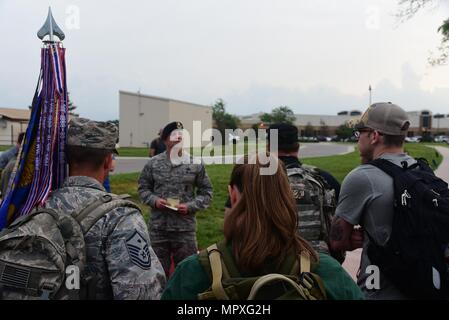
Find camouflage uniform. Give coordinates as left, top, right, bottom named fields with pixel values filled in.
left=285, top=162, right=337, bottom=256
left=45, top=118, right=166, bottom=299
left=1, top=156, right=16, bottom=197
left=138, top=151, right=213, bottom=276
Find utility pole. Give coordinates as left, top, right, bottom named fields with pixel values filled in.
left=369, top=85, right=372, bottom=107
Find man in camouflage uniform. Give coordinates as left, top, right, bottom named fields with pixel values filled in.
left=44, top=118, right=166, bottom=299
left=138, top=121, right=213, bottom=277
left=268, top=123, right=344, bottom=262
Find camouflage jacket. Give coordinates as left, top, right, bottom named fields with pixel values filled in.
left=138, top=151, right=213, bottom=232
left=0, top=145, right=18, bottom=170
left=286, top=164, right=336, bottom=255
left=44, top=176, right=166, bottom=300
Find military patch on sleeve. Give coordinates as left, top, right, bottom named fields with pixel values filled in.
left=126, top=231, right=152, bottom=270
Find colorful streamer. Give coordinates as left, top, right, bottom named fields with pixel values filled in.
left=0, top=42, right=68, bottom=229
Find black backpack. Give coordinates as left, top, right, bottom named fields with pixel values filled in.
left=368, top=158, right=449, bottom=299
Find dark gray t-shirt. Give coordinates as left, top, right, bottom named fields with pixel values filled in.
left=336, top=153, right=416, bottom=300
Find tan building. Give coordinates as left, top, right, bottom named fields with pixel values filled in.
left=239, top=109, right=449, bottom=137
left=119, top=91, right=213, bottom=147
left=0, top=108, right=30, bottom=145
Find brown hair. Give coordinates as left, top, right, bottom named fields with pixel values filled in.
left=67, top=145, right=111, bottom=170
left=382, top=134, right=405, bottom=147
left=224, top=153, right=318, bottom=275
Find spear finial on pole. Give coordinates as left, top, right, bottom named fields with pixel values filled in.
left=37, top=7, right=65, bottom=42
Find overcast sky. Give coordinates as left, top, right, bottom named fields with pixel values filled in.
left=1, top=0, right=449, bottom=120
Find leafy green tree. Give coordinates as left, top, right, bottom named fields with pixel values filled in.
left=319, top=120, right=330, bottom=137
left=259, top=106, right=296, bottom=125
left=335, top=124, right=353, bottom=140
left=212, top=99, right=241, bottom=145
left=260, top=113, right=272, bottom=124
left=304, top=122, right=315, bottom=137
left=397, top=0, right=449, bottom=65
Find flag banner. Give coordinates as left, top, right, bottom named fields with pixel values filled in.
left=0, top=43, right=68, bottom=229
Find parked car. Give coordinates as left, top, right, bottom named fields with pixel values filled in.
left=434, top=135, right=449, bottom=143
left=298, top=136, right=318, bottom=142
left=405, top=136, right=422, bottom=143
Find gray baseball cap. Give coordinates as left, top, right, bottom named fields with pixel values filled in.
left=354, top=102, right=410, bottom=136
left=68, top=117, right=119, bottom=154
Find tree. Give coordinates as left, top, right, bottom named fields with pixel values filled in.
left=212, top=99, right=241, bottom=145
left=33, top=92, right=79, bottom=114
left=319, top=119, right=330, bottom=137
left=304, top=122, right=315, bottom=137
left=67, top=92, right=78, bottom=114
left=259, top=106, right=296, bottom=125
left=260, top=113, right=272, bottom=124
left=335, top=124, right=353, bottom=141
left=397, top=0, right=449, bottom=65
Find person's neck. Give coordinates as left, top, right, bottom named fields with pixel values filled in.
left=277, top=151, right=299, bottom=158
left=372, top=145, right=404, bottom=160
left=166, top=147, right=183, bottom=159
left=69, top=167, right=105, bottom=184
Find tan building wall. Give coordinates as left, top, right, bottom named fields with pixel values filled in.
left=0, top=120, right=28, bottom=145
left=239, top=111, right=449, bottom=137
left=119, top=91, right=212, bottom=148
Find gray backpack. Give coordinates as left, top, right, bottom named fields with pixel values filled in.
left=0, top=194, right=139, bottom=300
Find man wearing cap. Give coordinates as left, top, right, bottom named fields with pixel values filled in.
left=44, top=118, right=166, bottom=300
left=138, top=121, right=213, bottom=277
left=330, top=102, right=413, bottom=299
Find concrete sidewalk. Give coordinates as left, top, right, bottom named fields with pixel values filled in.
left=341, top=145, right=449, bottom=281
left=434, top=146, right=449, bottom=183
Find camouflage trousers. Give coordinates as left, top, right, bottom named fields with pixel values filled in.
left=149, top=230, right=198, bottom=278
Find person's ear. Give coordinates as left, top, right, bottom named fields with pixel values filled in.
left=372, top=131, right=382, bottom=144
left=228, top=185, right=241, bottom=207
left=104, top=153, right=113, bottom=173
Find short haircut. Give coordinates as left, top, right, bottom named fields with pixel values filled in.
left=66, top=145, right=111, bottom=170
left=278, top=142, right=300, bottom=153
left=382, top=134, right=405, bottom=147
left=17, top=132, right=25, bottom=144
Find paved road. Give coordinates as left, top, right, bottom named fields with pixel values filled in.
left=113, top=143, right=354, bottom=174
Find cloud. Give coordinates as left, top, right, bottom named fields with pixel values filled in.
left=1, top=0, right=449, bottom=121
left=223, top=63, right=449, bottom=116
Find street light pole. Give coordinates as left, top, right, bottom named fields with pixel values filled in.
left=369, top=85, right=372, bottom=107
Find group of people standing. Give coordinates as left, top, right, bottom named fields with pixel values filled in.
left=0, top=101, right=446, bottom=300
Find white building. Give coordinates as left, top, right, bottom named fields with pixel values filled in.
left=119, top=91, right=213, bottom=147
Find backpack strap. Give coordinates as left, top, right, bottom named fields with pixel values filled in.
left=206, top=244, right=229, bottom=300
left=71, top=194, right=140, bottom=234
left=370, top=157, right=433, bottom=178
left=216, top=241, right=241, bottom=278
left=247, top=274, right=312, bottom=300
left=300, top=250, right=311, bottom=273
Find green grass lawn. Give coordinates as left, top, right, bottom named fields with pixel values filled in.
left=117, top=147, right=149, bottom=157
left=0, top=145, right=13, bottom=152
left=111, top=143, right=443, bottom=249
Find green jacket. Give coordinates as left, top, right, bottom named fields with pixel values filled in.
left=162, top=252, right=364, bottom=300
